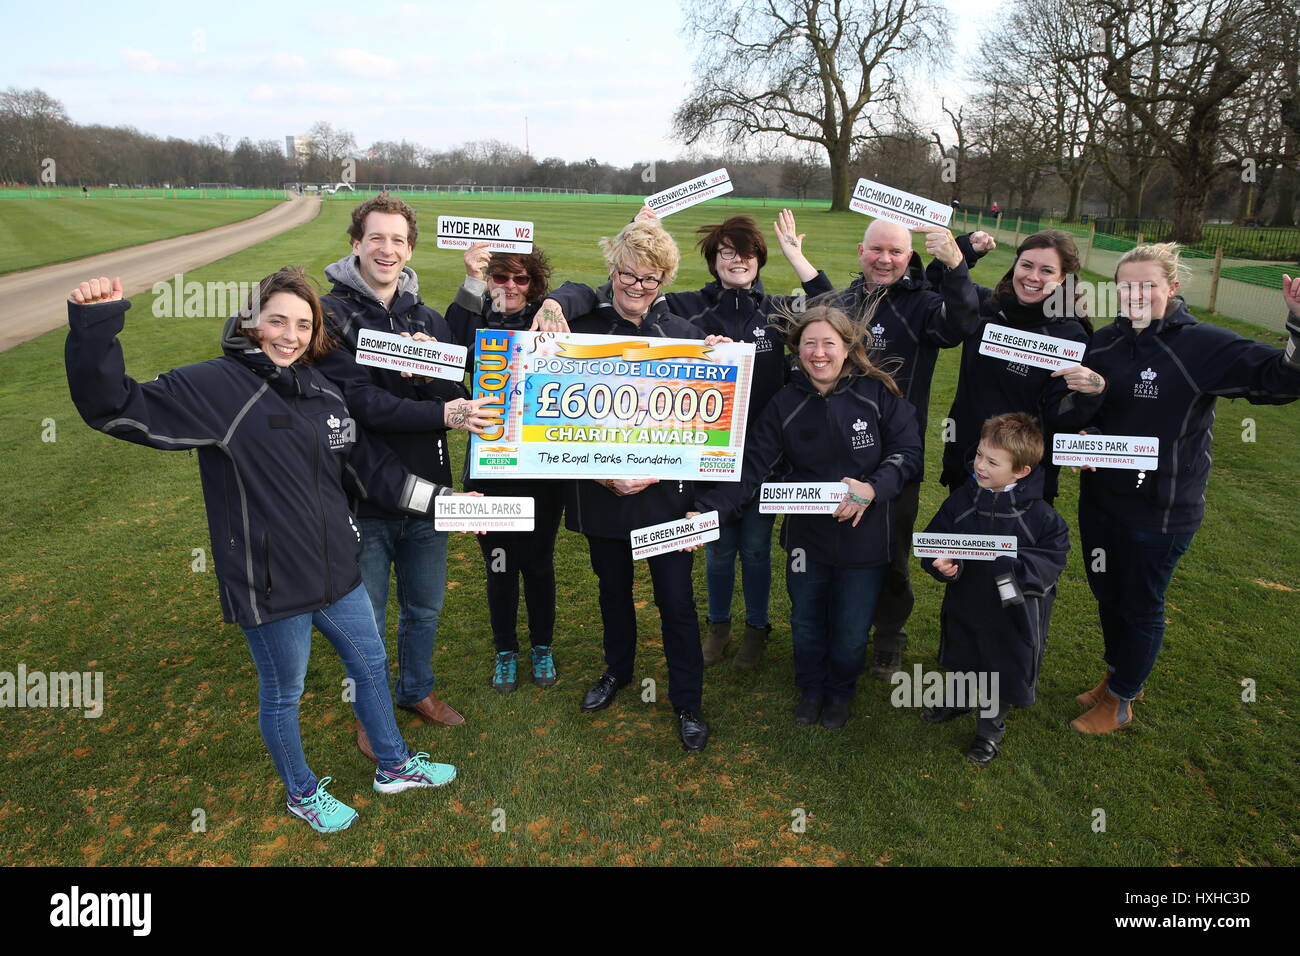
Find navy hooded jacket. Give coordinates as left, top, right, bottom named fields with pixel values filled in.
left=317, top=255, right=467, bottom=519
left=65, top=297, right=448, bottom=628
left=919, top=467, right=1069, bottom=707
left=563, top=286, right=705, bottom=539
left=828, top=255, right=981, bottom=479
left=696, top=369, right=922, bottom=568
left=1075, top=298, right=1300, bottom=534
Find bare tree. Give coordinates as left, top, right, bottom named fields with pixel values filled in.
left=673, top=0, right=949, bottom=211
left=930, top=99, right=967, bottom=205
left=0, top=87, right=70, bottom=183
left=1085, top=0, right=1277, bottom=242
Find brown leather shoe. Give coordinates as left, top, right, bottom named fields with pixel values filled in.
left=399, top=692, right=465, bottom=726
left=355, top=718, right=377, bottom=761
left=1069, top=692, right=1134, bottom=735
left=1075, top=673, right=1144, bottom=709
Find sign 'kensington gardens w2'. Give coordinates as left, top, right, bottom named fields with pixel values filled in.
left=468, top=330, right=756, bottom=481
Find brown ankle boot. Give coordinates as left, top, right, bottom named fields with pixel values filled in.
left=1069, top=692, right=1134, bottom=734
left=702, top=620, right=731, bottom=666
left=1075, top=673, right=1111, bottom=708
left=732, top=623, right=771, bottom=671
left=1076, top=673, right=1143, bottom=709
left=355, top=718, right=377, bottom=762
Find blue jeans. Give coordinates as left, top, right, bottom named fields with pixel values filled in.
left=1079, top=502, right=1195, bottom=701
left=705, top=497, right=775, bottom=627
left=241, top=584, right=410, bottom=798
left=785, top=556, right=888, bottom=702
left=358, top=517, right=448, bottom=707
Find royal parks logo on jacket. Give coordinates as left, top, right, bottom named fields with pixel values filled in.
left=325, top=413, right=355, bottom=451
left=869, top=322, right=888, bottom=351
left=751, top=325, right=773, bottom=352
left=851, top=417, right=876, bottom=450
left=1133, top=367, right=1159, bottom=399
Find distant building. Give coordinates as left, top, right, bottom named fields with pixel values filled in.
left=284, top=135, right=313, bottom=161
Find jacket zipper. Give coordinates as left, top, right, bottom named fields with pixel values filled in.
left=292, top=399, right=333, bottom=601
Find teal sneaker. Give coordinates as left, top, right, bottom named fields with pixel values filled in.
left=492, top=651, right=518, bottom=693
left=286, top=776, right=358, bottom=833
left=374, top=752, right=457, bottom=794
left=531, top=645, right=557, bottom=688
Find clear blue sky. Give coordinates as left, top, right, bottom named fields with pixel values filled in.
left=2, top=0, right=986, bottom=166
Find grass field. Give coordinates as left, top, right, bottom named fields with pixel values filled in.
left=1, top=200, right=1296, bottom=866
left=0, top=198, right=281, bottom=275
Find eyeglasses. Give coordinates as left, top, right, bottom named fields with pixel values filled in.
left=615, top=270, right=662, bottom=290
left=490, top=273, right=530, bottom=285
left=717, top=247, right=751, bottom=261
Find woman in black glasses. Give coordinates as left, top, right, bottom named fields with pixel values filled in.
left=445, top=245, right=589, bottom=696
left=564, top=220, right=724, bottom=752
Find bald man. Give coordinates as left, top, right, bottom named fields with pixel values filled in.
left=829, top=219, right=981, bottom=680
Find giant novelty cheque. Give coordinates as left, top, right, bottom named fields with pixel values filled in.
left=468, top=329, right=756, bottom=480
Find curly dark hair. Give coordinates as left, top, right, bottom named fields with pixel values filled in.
left=346, top=192, right=419, bottom=247
left=487, top=248, right=553, bottom=304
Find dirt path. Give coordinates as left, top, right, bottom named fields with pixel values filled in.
left=0, top=196, right=321, bottom=353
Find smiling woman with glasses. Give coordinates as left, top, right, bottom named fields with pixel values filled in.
left=562, top=219, right=727, bottom=752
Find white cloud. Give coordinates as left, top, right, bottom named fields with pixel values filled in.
left=120, top=48, right=171, bottom=74
left=331, top=48, right=400, bottom=77
left=247, top=84, right=277, bottom=102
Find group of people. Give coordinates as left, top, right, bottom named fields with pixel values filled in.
left=64, top=191, right=1300, bottom=832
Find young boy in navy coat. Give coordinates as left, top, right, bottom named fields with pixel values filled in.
left=918, top=413, right=1070, bottom=765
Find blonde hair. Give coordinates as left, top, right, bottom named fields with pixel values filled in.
left=1116, top=242, right=1191, bottom=287
left=784, top=303, right=902, bottom=397
left=599, top=221, right=680, bottom=287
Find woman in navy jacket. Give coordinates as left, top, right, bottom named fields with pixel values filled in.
left=1058, top=246, right=1300, bottom=734
left=697, top=304, right=922, bottom=729
left=65, top=268, right=469, bottom=833
left=564, top=220, right=729, bottom=752
left=935, top=230, right=1093, bottom=503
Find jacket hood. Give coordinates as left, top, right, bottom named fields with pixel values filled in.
left=324, top=254, right=419, bottom=306
left=967, top=461, right=1048, bottom=512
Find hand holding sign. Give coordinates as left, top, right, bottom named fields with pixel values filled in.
left=398, top=331, right=435, bottom=380
left=444, top=396, right=497, bottom=436
left=464, top=242, right=491, bottom=281
left=529, top=299, right=570, bottom=333
left=635, top=205, right=658, bottom=223
left=932, top=557, right=960, bottom=578
left=1052, top=364, right=1106, bottom=394
left=834, top=477, right=875, bottom=528
left=916, top=225, right=962, bottom=269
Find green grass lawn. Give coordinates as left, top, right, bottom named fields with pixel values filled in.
left=0, top=198, right=281, bottom=275
left=1, top=201, right=1296, bottom=866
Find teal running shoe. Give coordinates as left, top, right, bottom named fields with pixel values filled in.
left=492, top=650, right=518, bottom=693
left=374, top=752, right=457, bottom=794
left=286, top=776, right=358, bottom=833
left=531, top=645, right=557, bottom=688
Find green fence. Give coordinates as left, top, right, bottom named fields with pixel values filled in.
left=0, top=187, right=288, bottom=200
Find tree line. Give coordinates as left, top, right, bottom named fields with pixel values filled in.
left=3, top=0, right=1296, bottom=241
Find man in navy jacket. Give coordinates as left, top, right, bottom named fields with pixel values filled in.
left=315, top=194, right=493, bottom=750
